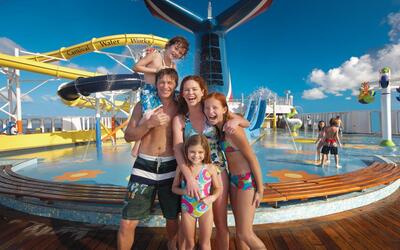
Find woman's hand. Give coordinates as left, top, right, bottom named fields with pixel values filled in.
left=223, top=118, right=240, bottom=135
left=185, top=176, right=201, bottom=200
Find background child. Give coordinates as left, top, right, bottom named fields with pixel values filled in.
left=315, top=120, right=326, bottom=163
left=172, top=134, right=221, bottom=250
left=321, top=118, right=342, bottom=168
left=131, top=36, right=189, bottom=157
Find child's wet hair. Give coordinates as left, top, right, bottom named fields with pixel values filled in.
left=184, top=134, right=211, bottom=164
left=165, top=36, right=189, bottom=57
left=329, top=118, right=339, bottom=126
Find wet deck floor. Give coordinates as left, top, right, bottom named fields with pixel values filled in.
left=0, top=189, right=399, bottom=249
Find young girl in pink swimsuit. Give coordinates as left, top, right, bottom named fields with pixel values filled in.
left=172, top=134, right=221, bottom=250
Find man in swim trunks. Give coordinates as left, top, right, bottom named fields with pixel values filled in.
left=117, top=68, right=180, bottom=250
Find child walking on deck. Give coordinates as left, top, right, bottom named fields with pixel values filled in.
left=320, top=118, right=342, bottom=168
left=315, top=120, right=326, bottom=163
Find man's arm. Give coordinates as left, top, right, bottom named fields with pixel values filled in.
left=125, top=103, right=146, bottom=142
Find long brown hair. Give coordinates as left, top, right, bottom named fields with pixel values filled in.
left=184, top=134, right=211, bottom=164
left=178, top=75, right=208, bottom=114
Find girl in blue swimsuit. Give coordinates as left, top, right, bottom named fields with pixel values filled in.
left=172, top=134, right=221, bottom=249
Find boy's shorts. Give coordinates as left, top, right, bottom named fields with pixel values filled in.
left=321, top=145, right=338, bottom=155
left=140, top=84, right=162, bottom=113
left=122, top=155, right=180, bottom=220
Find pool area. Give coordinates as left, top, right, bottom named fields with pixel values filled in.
left=258, top=130, right=399, bottom=183
left=4, top=129, right=399, bottom=186
left=0, top=129, right=399, bottom=226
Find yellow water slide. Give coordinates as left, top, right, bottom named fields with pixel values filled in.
left=0, top=34, right=167, bottom=112
left=22, top=34, right=167, bottom=62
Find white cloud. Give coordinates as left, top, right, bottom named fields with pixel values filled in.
left=303, top=11, right=400, bottom=100
left=60, top=62, right=88, bottom=71
left=96, top=66, right=111, bottom=74
left=388, top=12, right=400, bottom=42
left=0, top=37, right=25, bottom=55
left=42, top=95, right=59, bottom=102
left=345, top=97, right=351, bottom=100
left=0, top=90, right=33, bottom=102
left=302, top=88, right=327, bottom=100
left=22, top=95, right=33, bottom=102
left=305, top=43, right=400, bottom=99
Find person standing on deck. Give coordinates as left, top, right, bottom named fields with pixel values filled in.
left=118, top=68, right=180, bottom=250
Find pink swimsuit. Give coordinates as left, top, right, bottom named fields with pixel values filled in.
left=181, top=165, right=212, bottom=218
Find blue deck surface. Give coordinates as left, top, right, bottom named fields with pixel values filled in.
left=9, top=130, right=400, bottom=186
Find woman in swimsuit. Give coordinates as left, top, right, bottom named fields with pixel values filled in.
left=172, top=75, right=249, bottom=249
left=172, top=134, right=221, bottom=250
left=204, top=92, right=266, bottom=250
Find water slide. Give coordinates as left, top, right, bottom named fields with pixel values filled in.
left=244, top=97, right=256, bottom=122
left=57, top=74, right=144, bottom=101
left=21, top=34, right=167, bottom=63
left=0, top=34, right=167, bottom=111
left=249, top=98, right=267, bottom=131
left=244, top=96, right=267, bottom=139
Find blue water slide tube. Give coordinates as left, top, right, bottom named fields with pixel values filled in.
left=248, top=96, right=261, bottom=130
left=249, top=98, right=267, bottom=131
left=244, top=98, right=256, bottom=122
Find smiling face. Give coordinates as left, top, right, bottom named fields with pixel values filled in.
left=204, top=97, right=228, bottom=127
left=187, top=144, right=205, bottom=165
left=156, top=74, right=177, bottom=99
left=165, top=43, right=187, bottom=61
left=182, top=79, right=205, bottom=107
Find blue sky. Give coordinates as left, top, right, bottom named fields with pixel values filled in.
left=1, top=0, right=400, bottom=117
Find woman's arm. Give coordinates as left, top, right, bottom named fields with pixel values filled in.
left=201, top=164, right=222, bottom=205
left=171, top=169, right=187, bottom=196
left=229, top=127, right=264, bottom=206
left=223, top=113, right=250, bottom=134
left=172, top=115, right=201, bottom=199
